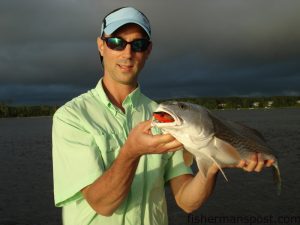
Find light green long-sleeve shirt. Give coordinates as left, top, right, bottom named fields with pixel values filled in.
left=52, top=79, right=192, bottom=225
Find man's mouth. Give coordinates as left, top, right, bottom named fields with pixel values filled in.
left=153, top=111, right=175, bottom=123
left=118, top=64, right=134, bottom=71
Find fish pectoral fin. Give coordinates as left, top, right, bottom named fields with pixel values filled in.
left=195, top=155, right=214, bottom=179
left=201, top=143, right=228, bottom=181
left=183, top=149, right=194, bottom=167
left=214, top=137, right=241, bottom=164
left=196, top=154, right=228, bottom=181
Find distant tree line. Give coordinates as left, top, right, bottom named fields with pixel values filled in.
left=157, top=96, right=300, bottom=110
left=1, top=96, right=299, bottom=118
left=0, top=103, right=58, bottom=118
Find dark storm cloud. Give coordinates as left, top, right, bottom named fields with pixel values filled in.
left=0, top=0, right=300, bottom=104
left=0, top=41, right=100, bottom=86
left=140, top=53, right=300, bottom=99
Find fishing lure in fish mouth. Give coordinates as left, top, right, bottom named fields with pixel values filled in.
left=152, top=101, right=282, bottom=195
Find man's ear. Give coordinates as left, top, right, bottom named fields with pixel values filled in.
left=97, top=37, right=104, bottom=56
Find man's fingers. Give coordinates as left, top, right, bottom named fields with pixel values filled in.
left=128, top=120, right=183, bottom=155
left=236, top=154, right=276, bottom=172
left=265, top=159, right=275, bottom=167
left=153, top=138, right=183, bottom=153
left=254, top=153, right=265, bottom=172
left=243, top=153, right=258, bottom=172
left=164, top=140, right=183, bottom=152
left=139, top=120, right=153, bottom=132
left=152, top=133, right=177, bottom=145
left=236, top=160, right=246, bottom=168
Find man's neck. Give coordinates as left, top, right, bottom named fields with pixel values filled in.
left=102, top=76, right=137, bottom=112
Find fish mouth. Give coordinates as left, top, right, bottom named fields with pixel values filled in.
left=151, top=107, right=182, bottom=127
left=153, top=112, right=175, bottom=123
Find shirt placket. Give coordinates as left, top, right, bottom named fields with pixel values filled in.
left=126, top=105, right=146, bottom=224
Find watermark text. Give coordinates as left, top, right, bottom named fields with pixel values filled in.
left=187, top=214, right=300, bottom=224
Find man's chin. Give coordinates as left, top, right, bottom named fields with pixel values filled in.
left=115, top=76, right=138, bottom=86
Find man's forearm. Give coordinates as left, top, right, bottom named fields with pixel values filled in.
left=177, top=168, right=218, bottom=213
left=82, top=146, right=140, bottom=216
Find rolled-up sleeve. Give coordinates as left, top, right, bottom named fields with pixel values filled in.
left=52, top=108, right=104, bottom=207
left=164, top=150, right=193, bottom=183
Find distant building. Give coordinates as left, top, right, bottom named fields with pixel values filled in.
left=297, top=100, right=300, bottom=104
left=267, top=101, right=274, bottom=107
left=252, top=102, right=260, bottom=107
left=218, top=103, right=227, bottom=108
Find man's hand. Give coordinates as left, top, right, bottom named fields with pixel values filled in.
left=81, top=120, right=182, bottom=216
left=123, top=120, right=183, bottom=159
left=208, top=153, right=275, bottom=174
left=235, top=153, right=275, bottom=172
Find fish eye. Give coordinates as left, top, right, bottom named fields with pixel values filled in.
left=178, top=103, right=187, bottom=110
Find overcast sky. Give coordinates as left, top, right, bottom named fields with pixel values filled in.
left=1, top=0, right=300, bottom=105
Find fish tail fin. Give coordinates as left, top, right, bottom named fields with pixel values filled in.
left=272, top=162, right=282, bottom=196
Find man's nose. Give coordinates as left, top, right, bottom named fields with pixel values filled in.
left=122, top=43, right=133, bottom=58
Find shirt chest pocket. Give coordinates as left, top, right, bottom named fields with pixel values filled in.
left=93, top=133, right=124, bottom=170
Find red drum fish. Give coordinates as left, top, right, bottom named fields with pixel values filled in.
left=151, top=101, right=281, bottom=195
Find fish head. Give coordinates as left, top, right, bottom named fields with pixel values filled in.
left=151, top=101, right=213, bottom=138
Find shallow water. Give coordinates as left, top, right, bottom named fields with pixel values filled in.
left=0, top=108, right=299, bottom=225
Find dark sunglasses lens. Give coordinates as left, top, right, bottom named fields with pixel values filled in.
left=106, top=38, right=126, bottom=50
left=132, top=39, right=150, bottom=52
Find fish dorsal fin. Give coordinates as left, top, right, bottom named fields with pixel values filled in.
left=208, top=112, right=273, bottom=156
left=183, top=149, right=194, bottom=167
left=234, top=121, right=266, bottom=142
left=208, top=112, right=254, bottom=140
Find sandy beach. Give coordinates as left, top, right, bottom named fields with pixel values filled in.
left=0, top=108, right=299, bottom=225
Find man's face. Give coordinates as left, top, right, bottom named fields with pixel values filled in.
left=98, top=24, right=152, bottom=86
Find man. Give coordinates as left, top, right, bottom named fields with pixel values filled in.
left=52, top=6, right=274, bottom=225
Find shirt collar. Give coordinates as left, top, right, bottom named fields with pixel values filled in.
left=96, top=78, right=141, bottom=111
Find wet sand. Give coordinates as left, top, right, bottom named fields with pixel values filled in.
left=0, top=108, right=299, bottom=225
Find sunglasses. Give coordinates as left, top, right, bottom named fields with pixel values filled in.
left=101, top=37, right=151, bottom=52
